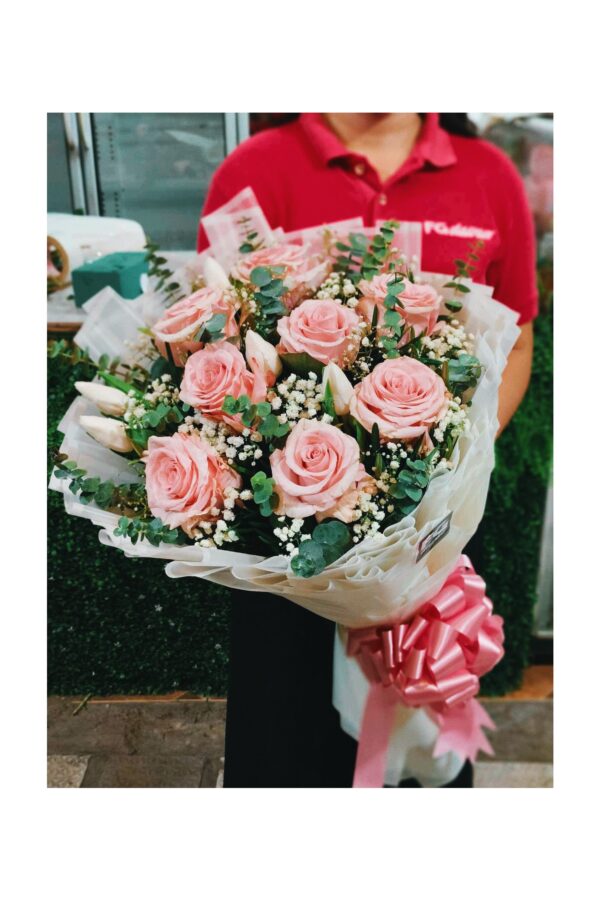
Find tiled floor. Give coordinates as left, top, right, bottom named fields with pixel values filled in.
left=47, top=666, right=553, bottom=788
left=474, top=762, right=553, bottom=788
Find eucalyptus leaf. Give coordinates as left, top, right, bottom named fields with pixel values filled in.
left=250, top=266, right=272, bottom=287
left=290, top=540, right=326, bottom=578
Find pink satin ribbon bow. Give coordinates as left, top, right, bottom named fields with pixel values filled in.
left=346, top=555, right=504, bottom=787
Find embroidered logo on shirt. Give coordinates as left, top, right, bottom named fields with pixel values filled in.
left=424, top=220, right=496, bottom=241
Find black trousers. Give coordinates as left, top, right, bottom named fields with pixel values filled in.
left=223, top=531, right=483, bottom=788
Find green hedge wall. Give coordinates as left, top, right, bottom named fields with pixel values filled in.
left=479, top=308, right=552, bottom=693
left=47, top=312, right=552, bottom=697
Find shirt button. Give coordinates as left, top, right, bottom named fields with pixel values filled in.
left=378, top=193, right=388, bottom=206
left=354, top=162, right=366, bottom=176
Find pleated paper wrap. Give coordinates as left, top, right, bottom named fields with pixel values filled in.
left=50, top=198, right=519, bottom=785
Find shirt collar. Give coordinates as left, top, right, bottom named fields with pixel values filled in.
left=297, top=112, right=457, bottom=171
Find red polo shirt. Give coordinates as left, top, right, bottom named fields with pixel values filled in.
left=198, top=113, right=538, bottom=324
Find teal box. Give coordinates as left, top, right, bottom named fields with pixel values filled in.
left=72, top=252, right=148, bottom=307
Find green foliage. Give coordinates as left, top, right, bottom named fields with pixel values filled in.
left=222, top=393, right=289, bottom=439
left=386, top=458, right=431, bottom=516
left=443, top=282, right=470, bottom=294
left=291, top=519, right=352, bottom=578
left=258, top=414, right=290, bottom=439
left=48, top=339, right=97, bottom=377
left=149, top=354, right=180, bottom=383
left=442, top=241, right=483, bottom=310
left=250, top=471, right=278, bottom=517
left=193, top=312, right=226, bottom=344
left=334, top=220, right=400, bottom=283
left=52, top=452, right=148, bottom=513
left=238, top=227, right=263, bottom=254
left=98, top=370, right=143, bottom=397
left=479, top=309, right=553, bottom=694
left=114, top=515, right=182, bottom=547
left=249, top=266, right=288, bottom=339
left=145, top=238, right=184, bottom=306
left=446, top=353, right=483, bottom=395
left=47, top=337, right=148, bottom=389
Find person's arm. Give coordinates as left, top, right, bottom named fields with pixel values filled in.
left=483, top=146, right=539, bottom=435
left=497, top=321, right=533, bottom=436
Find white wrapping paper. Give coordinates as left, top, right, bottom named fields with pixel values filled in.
left=51, top=229, right=519, bottom=786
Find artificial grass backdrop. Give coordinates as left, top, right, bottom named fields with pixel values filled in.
left=47, top=312, right=552, bottom=696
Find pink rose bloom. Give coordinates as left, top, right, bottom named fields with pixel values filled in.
left=231, top=243, right=311, bottom=285
left=270, top=418, right=370, bottom=522
left=231, top=243, right=329, bottom=309
left=151, top=287, right=239, bottom=366
left=179, top=341, right=267, bottom=432
left=276, top=299, right=362, bottom=367
left=145, top=431, right=241, bottom=536
left=357, top=275, right=442, bottom=339
left=350, top=357, right=447, bottom=442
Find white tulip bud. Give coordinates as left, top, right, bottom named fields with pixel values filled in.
left=202, top=256, right=231, bottom=290
left=80, top=415, right=134, bottom=453
left=75, top=381, right=128, bottom=416
left=322, top=362, right=354, bottom=416
left=245, top=329, right=282, bottom=387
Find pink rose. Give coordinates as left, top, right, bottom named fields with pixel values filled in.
left=151, top=287, right=239, bottom=366
left=270, top=418, right=370, bottom=522
left=231, top=243, right=329, bottom=310
left=357, top=275, right=442, bottom=339
left=276, top=299, right=362, bottom=367
left=179, top=341, right=267, bottom=432
left=319, top=470, right=377, bottom=524
left=145, top=431, right=241, bottom=536
left=350, top=357, right=448, bottom=442
left=231, top=243, right=311, bottom=285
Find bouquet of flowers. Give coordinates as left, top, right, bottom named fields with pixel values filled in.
left=50, top=189, right=519, bottom=786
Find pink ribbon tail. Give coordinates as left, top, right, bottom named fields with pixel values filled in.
left=353, top=684, right=398, bottom=788
left=433, top=698, right=496, bottom=762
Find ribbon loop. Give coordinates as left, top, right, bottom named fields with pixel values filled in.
left=349, top=556, right=504, bottom=788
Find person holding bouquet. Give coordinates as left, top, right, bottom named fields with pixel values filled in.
left=196, top=113, right=538, bottom=788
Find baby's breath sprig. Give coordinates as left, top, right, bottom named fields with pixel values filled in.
left=420, top=319, right=475, bottom=363
left=273, top=514, right=310, bottom=556
left=433, top=397, right=472, bottom=450
left=197, top=417, right=265, bottom=471
left=188, top=486, right=241, bottom=547
left=123, top=373, right=185, bottom=451
left=271, top=371, right=328, bottom=425
left=315, top=271, right=359, bottom=308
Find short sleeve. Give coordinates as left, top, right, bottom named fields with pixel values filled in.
left=485, top=151, right=539, bottom=325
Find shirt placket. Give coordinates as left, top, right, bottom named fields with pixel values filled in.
left=344, top=155, right=389, bottom=225
left=345, top=152, right=426, bottom=225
